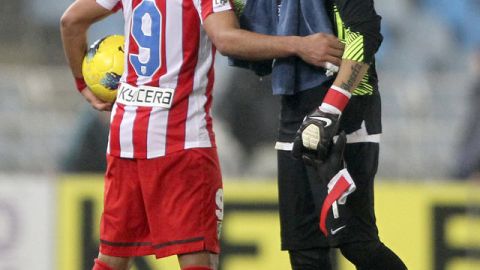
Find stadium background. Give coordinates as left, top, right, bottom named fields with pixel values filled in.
left=0, top=0, right=479, bottom=269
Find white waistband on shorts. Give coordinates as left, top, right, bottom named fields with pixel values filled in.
left=275, top=142, right=294, bottom=151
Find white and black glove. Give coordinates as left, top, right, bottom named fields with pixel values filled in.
left=292, top=85, right=351, bottom=163
left=292, top=108, right=341, bottom=163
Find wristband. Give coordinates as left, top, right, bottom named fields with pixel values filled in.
left=75, top=77, right=87, bottom=93
left=319, top=85, right=351, bottom=114
left=112, top=2, right=123, bottom=12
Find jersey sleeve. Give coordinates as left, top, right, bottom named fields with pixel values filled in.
left=96, top=0, right=122, bottom=11
left=333, top=0, right=383, bottom=64
left=193, top=0, right=233, bottom=22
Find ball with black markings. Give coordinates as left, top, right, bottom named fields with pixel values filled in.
left=82, top=35, right=124, bottom=102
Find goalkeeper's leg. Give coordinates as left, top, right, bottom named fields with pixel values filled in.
left=339, top=241, right=407, bottom=270
left=277, top=148, right=333, bottom=270
left=288, top=248, right=332, bottom=270
left=277, top=84, right=334, bottom=270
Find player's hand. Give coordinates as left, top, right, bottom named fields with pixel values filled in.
left=80, top=87, right=113, bottom=111
left=297, top=33, right=344, bottom=67
left=292, top=107, right=340, bottom=162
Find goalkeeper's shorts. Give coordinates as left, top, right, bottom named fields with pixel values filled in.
left=99, top=148, right=223, bottom=258
left=276, top=85, right=382, bottom=250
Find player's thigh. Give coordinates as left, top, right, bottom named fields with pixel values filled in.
left=343, top=142, right=379, bottom=215
left=277, top=149, right=329, bottom=250
left=138, top=148, right=223, bottom=258
left=335, top=142, right=380, bottom=243
left=100, top=155, right=153, bottom=257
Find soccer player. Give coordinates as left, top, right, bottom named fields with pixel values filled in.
left=60, top=0, right=344, bottom=270
left=275, top=0, right=409, bottom=270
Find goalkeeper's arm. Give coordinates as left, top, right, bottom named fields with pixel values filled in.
left=320, top=0, right=383, bottom=114
left=293, top=0, right=382, bottom=157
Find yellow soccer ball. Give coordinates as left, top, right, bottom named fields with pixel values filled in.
left=82, top=35, right=124, bottom=102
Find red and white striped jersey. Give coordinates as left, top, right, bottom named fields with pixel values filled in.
left=96, top=0, right=232, bottom=159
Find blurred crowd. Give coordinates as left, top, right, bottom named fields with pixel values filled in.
left=0, top=0, right=479, bottom=180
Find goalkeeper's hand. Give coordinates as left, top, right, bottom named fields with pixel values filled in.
left=292, top=108, right=340, bottom=162
left=292, top=85, right=351, bottom=162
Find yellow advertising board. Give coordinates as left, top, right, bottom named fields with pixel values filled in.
left=58, top=177, right=480, bottom=270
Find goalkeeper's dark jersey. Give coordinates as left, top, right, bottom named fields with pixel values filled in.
left=327, top=0, right=383, bottom=96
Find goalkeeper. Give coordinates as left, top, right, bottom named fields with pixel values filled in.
left=232, top=0, right=408, bottom=269
left=284, top=1, right=408, bottom=269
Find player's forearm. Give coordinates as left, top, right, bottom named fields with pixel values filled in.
left=60, top=14, right=89, bottom=78
left=314, top=59, right=368, bottom=115
left=214, top=29, right=300, bottom=60
left=332, top=59, right=369, bottom=93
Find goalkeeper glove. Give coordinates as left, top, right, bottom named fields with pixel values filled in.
left=292, top=85, right=351, bottom=162
left=292, top=108, right=340, bottom=162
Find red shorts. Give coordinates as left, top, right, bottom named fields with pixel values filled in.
left=99, top=148, right=223, bottom=258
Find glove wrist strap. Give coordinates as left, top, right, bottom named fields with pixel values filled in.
left=320, top=85, right=351, bottom=114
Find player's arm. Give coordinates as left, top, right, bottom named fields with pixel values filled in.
left=60, top=0, right=116, bottom=111
left=329, top=0, right=382, bottom=95
left=293, top=0, right=382, bottom=158
left=203, top=10, right=344, bottom=68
